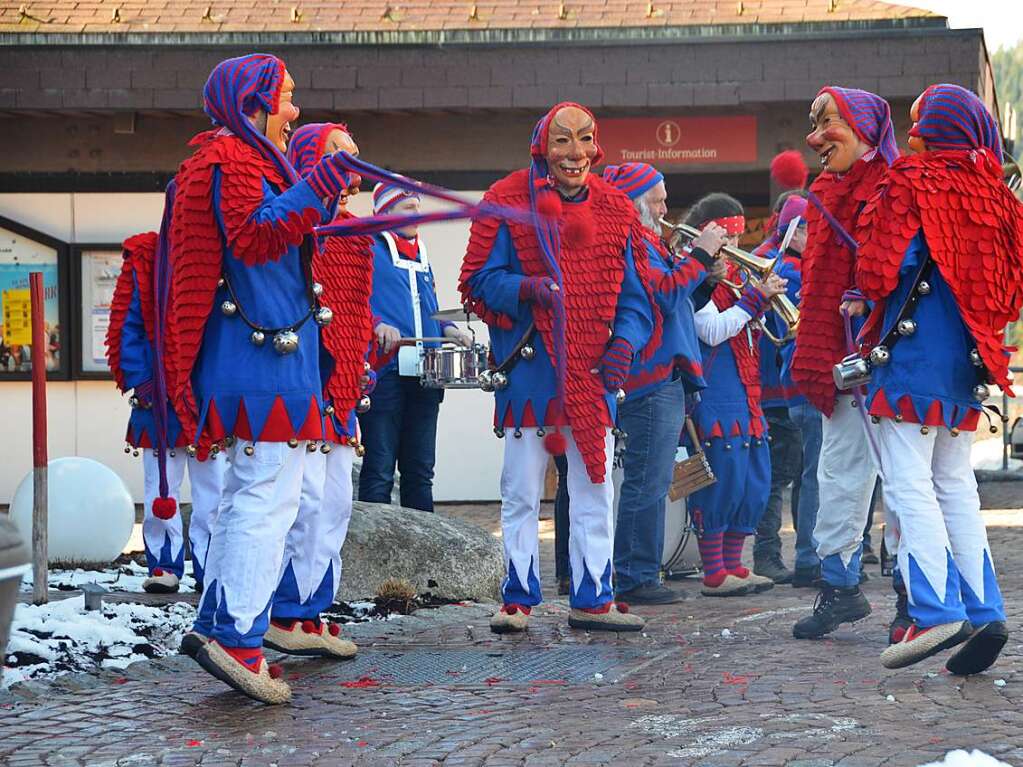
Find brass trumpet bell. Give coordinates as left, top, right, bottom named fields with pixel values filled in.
left=658, top=218, right=800, bottom=346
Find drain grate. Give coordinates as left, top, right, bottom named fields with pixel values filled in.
left=325, top=647, right=642, bottom=685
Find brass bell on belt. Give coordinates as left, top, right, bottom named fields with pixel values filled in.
left=356, top=395, right=372, bottom=414
left=321, top=442, right=332, bottom=454
left=251, top=330, right=265, bottom=346
left=221, top=300, right=237, bottom=317
left=917, top=280, right=931, bottom=295
left=869, top=346, right=891, bottom=366
left=973, top=384, right=990, bottom=402
left=615, top=388, right=626, bottom=405
left=315, top=306, right=334, bottom=327
left=244, top=444, right=255, bottom=456
left=970, top=348, right=984, bottom=366
left=491, top=371, right=509, bottom=391
left=478, top=370, right=495, bottom=392
left=324, top=404, right=336, bottom=416
left=520, top=345, right=535, bottom=361
left=312, top=282, right=324, bottom=297
left=273, top=330, right=300, bottom=355
left=897, top=319, right=917, bottom=337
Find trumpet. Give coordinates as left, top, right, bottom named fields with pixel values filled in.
left=658, top=218, right=800, bottom=346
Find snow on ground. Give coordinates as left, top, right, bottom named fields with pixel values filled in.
left=918, top=750, right=1013, bottom=767
left=19, top=560, right=196, bottom=594
left=971, top=434, right=1023, bottom=473
left=3, top=595, right=195, bottom=688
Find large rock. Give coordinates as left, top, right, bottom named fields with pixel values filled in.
left=339, top=502, right=503, bottom=603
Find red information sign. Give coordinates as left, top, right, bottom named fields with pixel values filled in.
left=599, top=116, right=758, bottom=166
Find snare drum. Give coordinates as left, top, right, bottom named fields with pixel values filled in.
left=420, top=343, right=490, bottom=389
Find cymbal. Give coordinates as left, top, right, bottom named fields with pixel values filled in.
left=431, top=307, right=480, bottom=322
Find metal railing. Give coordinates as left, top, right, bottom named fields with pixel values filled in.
left=999, top=366, right=1023, bottom=471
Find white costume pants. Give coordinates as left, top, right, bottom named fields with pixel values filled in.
left=142, top=449, right=225, bottom=583
left=271, top=445, right=355, bottom=621
left=500, top=427, right=615, bottom=609
left=193, top=440, right=306, bottom=648
left=813, top=395, right=881, bottom=586
left=878, top=420, right=1004, bottom=627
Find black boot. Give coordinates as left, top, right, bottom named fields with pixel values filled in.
left=888, top=590, right=912, bottom=645
left=945, top=621, right=1009, bottom=676
left=792, top=564, right=823, bottom=589
left=793, top=584, right=872, bottom=639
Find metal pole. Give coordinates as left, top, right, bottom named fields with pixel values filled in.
left=29, top=272, right=48, bottom=606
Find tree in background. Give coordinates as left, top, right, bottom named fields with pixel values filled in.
left=993, top=40, right=1023, bottom=152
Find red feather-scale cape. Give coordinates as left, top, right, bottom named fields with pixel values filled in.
left=165, top=131, right=323, bottom=446
left=106, top=232, right=158, bottom=393
left=316, top=212, right=375, bottom=438
left=791, top=156, right=889, bottom=416
left=710, top=269, right=765, bottom=437
left=855, top=149, right=1023, bottom=396
left=459, top=170, right=661, bottom=483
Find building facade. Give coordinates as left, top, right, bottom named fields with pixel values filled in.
left=0, top=0, right=1002, bottom=502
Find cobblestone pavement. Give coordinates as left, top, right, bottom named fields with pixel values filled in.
left=3, top=498, right=1023, bottom=767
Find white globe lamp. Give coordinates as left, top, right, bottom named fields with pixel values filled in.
left=10, top=457, right=135, bottom=565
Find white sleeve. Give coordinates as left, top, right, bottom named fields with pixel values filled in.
left=694, top=300, right=754, bottom=347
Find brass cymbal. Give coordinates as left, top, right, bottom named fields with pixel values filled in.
left=431, top=307, right=480, bottom=322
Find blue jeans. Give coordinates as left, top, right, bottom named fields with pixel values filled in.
left=613, top=378, right=687, bottom=593
left=788, top=401, right=823, bottom=571
left=357, top=371, right=443, bottom=512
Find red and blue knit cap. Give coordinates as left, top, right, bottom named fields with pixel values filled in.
left=373, top=181, right=421, bottom=215
left=776, top=195, right=808, bottom=234
left=203, top=54, right=298, bottom=185
left=818, top=86, right=900, bottom=167
left=601, top=163, right=664, bottom=200
left=910, top=84, right=1003, bottom=162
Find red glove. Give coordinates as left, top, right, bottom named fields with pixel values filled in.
left=599, top=337, right=633, bottom=393
left=519, top=276, right=557, bottom=309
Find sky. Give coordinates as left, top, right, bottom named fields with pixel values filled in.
left=913, top=0, right=1023, bottom=52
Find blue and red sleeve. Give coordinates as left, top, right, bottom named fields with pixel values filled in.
left=649, top=240, right=708, bottom=314
left=119, top=274, right=154, bottom=392
left=611, top=235, right=655, bottom=354
left=212, top=167, right=329, bottom=267
left=465, top=223, right=527, bottom=323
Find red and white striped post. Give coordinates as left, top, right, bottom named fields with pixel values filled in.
left=29, top=272, right=48, bottom=605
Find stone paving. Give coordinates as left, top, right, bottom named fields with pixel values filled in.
left=2, top=494, right=1023, bottom=767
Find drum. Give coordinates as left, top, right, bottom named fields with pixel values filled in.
left=611, top=460, right=702, bottom=578
left=420, top=343, right=490, bottom=389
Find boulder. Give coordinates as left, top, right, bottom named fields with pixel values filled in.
left=338, top=501, right=503, bottom=603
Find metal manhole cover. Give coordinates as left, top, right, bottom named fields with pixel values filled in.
left=326, top=647, right=642, bottom=685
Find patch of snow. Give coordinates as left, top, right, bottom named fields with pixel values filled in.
left=971, top=435, right=1022, bottom=472
left=3, top=595, right=195, bottom=688
left=19, top=560, right=196, bottom=594
left=886, top=694, right=896, bottom=702
left=720, top=628, right=732, bottom=638
left=917, top=750, right=1012, bottom=767
left=994, top=679, right=1007, bottom=688
left=667, top=726, right=764, bottom=758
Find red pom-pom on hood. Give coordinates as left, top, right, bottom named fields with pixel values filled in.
left=771, top=150, right=809, bottom=190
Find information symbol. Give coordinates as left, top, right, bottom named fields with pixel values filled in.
left=657, top=120, right=681, bottom=147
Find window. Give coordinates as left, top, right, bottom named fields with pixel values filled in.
left=73, top=245, right=123, bottom=378
left=0, top=216, right=70, bottom=380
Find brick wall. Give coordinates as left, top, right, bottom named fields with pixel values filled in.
left=0, top=29, right=984, bottom=114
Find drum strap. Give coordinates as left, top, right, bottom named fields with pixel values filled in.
left=383, top=231, right=430, bottom=372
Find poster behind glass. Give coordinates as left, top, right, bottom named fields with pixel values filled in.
left=80, top=249, right=123, bottom=374
left=0, top=227, right=61, bottom=373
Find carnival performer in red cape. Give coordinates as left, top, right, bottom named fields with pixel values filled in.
left=106, top=224, right=225, bottom=596
left=167, top=54, right=355, bottom=704
left=247, top=122, right=372, bottom=663
left=682, top=194, right=788, bottom=598
left=854, top=85, right=1023, bottom=671
left=790, top=87, right=899, bottom=641
left=600, top=163, right=723, bottom=604
left=459, top=103, right=656, bottom=633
